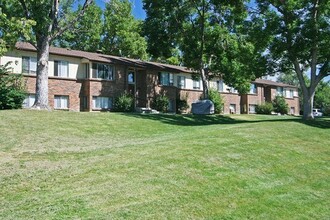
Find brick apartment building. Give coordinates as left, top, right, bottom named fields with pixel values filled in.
left=0, top=42, right=300, bottom=115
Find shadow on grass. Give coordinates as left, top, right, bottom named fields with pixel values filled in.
left=121, top=113, right=330, bottom=129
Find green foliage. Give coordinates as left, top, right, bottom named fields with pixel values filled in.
left=113, top=92, right=134, bottom=112
left=152, top=94, right=169, bottom=113
left=314, top=81, right=330, bottom=111
left=255, top=102, right=273, bottom=115
left=0, top=5, right=35, bottom=55
left=208, top=88, right=224, bottom=114
left=102, top=0, right=148, bottom=59
left=176, top=93, right=189, bottom=114
left=0, top=62, right=26, bottom=109
left=55, top=2, right=103, bottom=52
left=272, top=96, right=289, bottom=115
left=249, top=1, right=330, bottom=119
left=143, top=0, right=264, bottom=95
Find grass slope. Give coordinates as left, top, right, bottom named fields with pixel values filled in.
left=0, top=110, right=329, bottom=219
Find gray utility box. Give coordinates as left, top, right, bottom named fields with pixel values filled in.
left=191, top=100, right=214, bottom=115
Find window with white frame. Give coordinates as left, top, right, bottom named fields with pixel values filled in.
left=193, top=80, right=200, bottom=90
left=177, top=76, right=186, bottom=88
left=92, top=63, right=114, bottom=80
left=158, top=72, right=174, bottom=86
left=128, top=71, right=135, bottom=84
left=230, top=104, right=236, bottom=114
left=228, top=87, right=238, bottom=93
left=22, top=57, right=37, bottom=74
left=277, top=87, right=283, bottom=96
left=54, top=95, right=69, bottom=109
left=290, top=107, right=295, bottom=115
left=54, top=60, right=69, bottom=77
left=289, top=89, right=294, bottom=98
left=92, top=96, right=112, bottom=109
left=250, top=84, right=257, bottom=94
left=249, top=104, right=257, bottom=113
left=22, top=94, right=35, bottom=108
left=217, top=80, right=224, bottom=92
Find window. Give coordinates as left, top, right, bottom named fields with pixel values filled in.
left=250, top=84, right=257, bottom=94
left=54, top=60, right=69, bottom=77
left=128, top=71, right=135, bottom=84
left=230, top=104, right=236, bottom=114
left=228, top=87, right=238, bottom=93
left=249, top=104, right=257, bottom=113
left=22, top=94, right=35, bottom=108
left=177, top=76, right=186, bottom=88
left=277, top=87, right=283, bottom=96
left=54, top=95, right=69, bottom=109
left=290, top=107, right=295, bottom=115
left=217, top=80, right=224, bottom=92
left=92, top=63, right=114, bottom=80
left=289, top=89, right=294, bottom=98
left=193, top=80, right=200, bottom=90
left=158, top=72, right=174, bottom=86
left=92, top=96, right=112, bottom=109
left=22, top=57, right=37, bottom=74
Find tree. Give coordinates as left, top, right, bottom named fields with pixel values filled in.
left=54, top=2, right=103, bottom=52
left=102, top=0, right=148, bottom=60
left=0, top=62, right=26, bottom=109
left=0, top=4, right=34, bottom=55
left=143, top=0, right=266, bottom=98
left=314, top=80, right=330, bottom=111
left=249, top=0, right=330, bottom=120
left=1, top=0, right=93, bottom=110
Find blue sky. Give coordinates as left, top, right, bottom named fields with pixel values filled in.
left=95, top=0, right=146, bottom=19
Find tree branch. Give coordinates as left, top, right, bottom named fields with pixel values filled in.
left=51, top=0, right=93, bottom=40
left=18, top=0, right=30, bottom=19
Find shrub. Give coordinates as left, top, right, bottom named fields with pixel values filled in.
left=152, top=94, right=169, bottom=113
left=208, top=88, right=224, bottom=114
left=255, top=102, right=273, bottom=114
left=0, top=62, right=26, bottom=110
left=176, top=93, right=189, bottom=114
left=323, top=106, right=330, bottom=116
left=272, top=95, right=289, bottom=115
left=113, top=92, right=134, bottom=112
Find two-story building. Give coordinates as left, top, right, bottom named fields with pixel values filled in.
left=0, top=42, right=299, bottom=115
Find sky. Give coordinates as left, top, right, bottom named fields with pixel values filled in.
left=95, top=0, right=146, bottom=20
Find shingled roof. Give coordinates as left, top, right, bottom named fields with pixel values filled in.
left=253, top=78, right=297, bottom=88
left=15, top=42, right=191, bottom=73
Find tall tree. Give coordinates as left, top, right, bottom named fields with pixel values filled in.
left=54, top=2, right=102, bottom=52
left=143, top=0, right=265, bottom=98
left=0, top=4, right=34, bottom=55
left=102, top=0, right=148, bottom=60
left=249, top=0, right=330, bottom=120
left=1, top=0, right=93, bottom=110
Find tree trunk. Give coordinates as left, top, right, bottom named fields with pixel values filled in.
left=32, top=37, right=51, bottom=110
left=302, top=89, right=315, bottom=120
left=201, top=68, right=209, bottom=99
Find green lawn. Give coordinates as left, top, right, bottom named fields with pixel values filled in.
left=0, top=110, right=329, bottom=219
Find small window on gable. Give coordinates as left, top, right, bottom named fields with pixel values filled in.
left=22, top=57, right=37, bottom=74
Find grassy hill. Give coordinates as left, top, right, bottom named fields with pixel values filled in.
left=0, top=110, right=329, bottom=219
